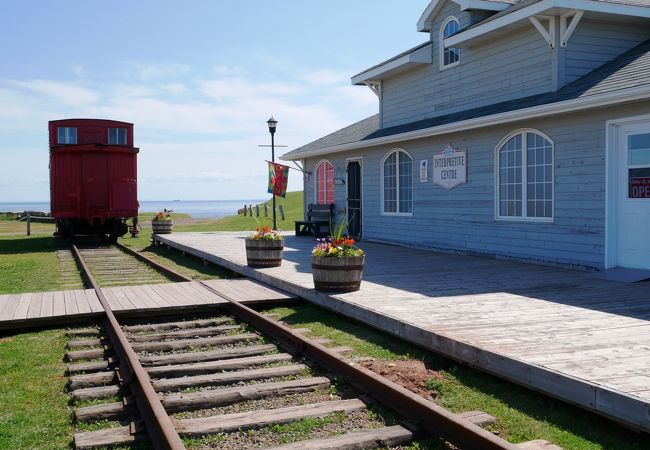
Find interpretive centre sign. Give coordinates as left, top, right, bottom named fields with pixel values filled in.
left=433, top=145, right=467, bottom=190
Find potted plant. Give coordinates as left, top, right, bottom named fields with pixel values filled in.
left=245, top=226, right=284, bottom=268
left=311, top=222, right=365, bottom=292
left=151, top=209, right=173, bottom=234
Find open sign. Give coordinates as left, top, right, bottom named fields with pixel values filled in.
left=630, top=178, right=650, bottom=198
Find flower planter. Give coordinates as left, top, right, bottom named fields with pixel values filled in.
left=245, top=238, right=284, bottom=268
left=311, top=254, right=365, bottom=292
left=152, top=220, right=173, bottom=234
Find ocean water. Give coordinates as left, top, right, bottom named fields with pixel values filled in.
left=0, top=199, right=266, bottom=219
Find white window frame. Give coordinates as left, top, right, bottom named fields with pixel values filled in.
left=313, top=159, right=334, bottom=205
left=381, top=148, right=414, bottom=217
left=440, top=16, right=461, bottom=71
left=57, top=127, right=77, bottom=144
left=494, top=128, right=555, bottom=223
left=108, top=127, right=127, bottom=145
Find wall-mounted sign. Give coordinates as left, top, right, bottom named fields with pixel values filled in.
left=333, top=178, right=345, bottom=185
left=419, top=160, right=428, bottom=182
left=433, top=145, right=467, bottom=190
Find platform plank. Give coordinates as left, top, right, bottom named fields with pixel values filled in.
left=155, top=231, right=650, bottom=433
left=13, top=293, right=32, bottom=320
left=0, top=294, right=21, bottom=321
left=40, top=291, right=54, bottom=317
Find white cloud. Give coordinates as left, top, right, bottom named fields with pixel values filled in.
left=10, top=79, right=99, bottom=106
left=0, top=61, right=377, bottom=201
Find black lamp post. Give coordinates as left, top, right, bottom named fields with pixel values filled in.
left=267, top=116, right=278, bottom=230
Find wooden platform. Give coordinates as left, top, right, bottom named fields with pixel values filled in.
left=0, top=279, right=297, bottom=331
left=156, top=231, right=650, bottom=432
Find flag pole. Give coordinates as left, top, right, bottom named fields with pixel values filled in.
left=271, top=131, right=277, bottom=230
left=267, top=117, right=278, bottom=230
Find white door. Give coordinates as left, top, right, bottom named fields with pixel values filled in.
left=617, top=123, right=650, bottom=270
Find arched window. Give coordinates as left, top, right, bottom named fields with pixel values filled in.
left=496, top=129, right=554, bottom=221
left=440, top=17, right=460, bottom=69
left=315, top=160, right=334, bottom=204
left=382, top=149, right=413, bottom=215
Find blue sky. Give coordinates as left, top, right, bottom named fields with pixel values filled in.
left=0, top=1, right=429, bottom=201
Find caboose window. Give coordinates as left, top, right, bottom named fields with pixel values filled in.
left=108, top=128, right=127, bottom=145
left=57, top=127, right=77, bottom=144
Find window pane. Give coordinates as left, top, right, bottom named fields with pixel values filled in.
left=398, top=152, right=413, bottom=213
left=498, top=136, right=523, bottom=217
left=383, top=153, right=397, bottom=212
left=442, top=19, right=460, bottom=66
left=69, top=127, right=77, bottom=144
left=57, top=127, right=65, bottom=144
left=525, top=132, right=552, bottom=218
left=316, top=162, right=333, bottom=204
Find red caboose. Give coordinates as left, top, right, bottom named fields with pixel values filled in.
left=49, top=118, right=139, bottom=241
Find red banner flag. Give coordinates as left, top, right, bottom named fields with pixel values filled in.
left=267, top=162, right=289, bottom=198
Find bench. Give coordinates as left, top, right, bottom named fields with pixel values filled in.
left=295, top=203, right=334, bottom=237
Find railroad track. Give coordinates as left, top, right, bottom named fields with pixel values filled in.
left=66, top=241, right=551, bottom=450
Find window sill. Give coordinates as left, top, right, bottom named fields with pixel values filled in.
left=440, top=61, right=460, bottom=71
left=495, top=216, right=554, bottom=224
left=381, top=212, right=414, bottom=217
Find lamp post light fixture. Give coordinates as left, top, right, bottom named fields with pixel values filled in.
left=267, top=116, right=278, bottom=230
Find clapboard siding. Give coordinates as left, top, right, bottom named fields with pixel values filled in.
left=381, top=1, right=554, bottom=128
left=304, top=101, right=650, bottom=269
left=563, top=19, right=650, bottom=85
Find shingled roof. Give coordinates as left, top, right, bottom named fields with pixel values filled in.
left=282, top=37, right=650, bottom=160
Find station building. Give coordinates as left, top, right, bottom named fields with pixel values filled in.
left=282, top=0, right=650, bottom=271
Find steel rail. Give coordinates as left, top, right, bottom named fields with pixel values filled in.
left=70, top=243, right=186, bottom=450
left=197, top=279, right=519, bottom=450
left=107, top=240, right=518, bottom=448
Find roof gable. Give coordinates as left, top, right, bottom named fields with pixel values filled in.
left=282, top=38, right=650, bottom=160
left=417, top=0, right=511, bottom=32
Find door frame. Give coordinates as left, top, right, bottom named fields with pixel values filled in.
left=345, top=157, right=363, bottom=238
left=605, top=113, right=650, bottom=268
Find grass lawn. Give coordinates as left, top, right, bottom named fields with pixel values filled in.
left=0, top=328, right=71, bottom=449
left=266, top=303, right=650, bottom=450
left=0, top=235, right=77, bottom=294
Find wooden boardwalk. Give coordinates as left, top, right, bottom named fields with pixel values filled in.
left=0, top=279, right=297, bottom=331
left=156, top=231, right=650, bottom=432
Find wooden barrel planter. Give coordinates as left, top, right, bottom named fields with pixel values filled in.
left=311, top=255, right=365, bottom=292
left=245, top=238, right=284, bottom=268
left=151, top=220, right=173, bottom=234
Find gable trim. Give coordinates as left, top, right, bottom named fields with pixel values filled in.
left=446, top=0, right=650, bottom=48
left=418, top=0, right=509, bottom=32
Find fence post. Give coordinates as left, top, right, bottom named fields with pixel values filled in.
left=264, top=204, right=269, bottom=217
left=26, top=212, right=31, bottom=236
left=279, top=205, right=285, bottom=220
left=243, top=204, right=247, bottom=216
left=249, top=205, right=253, bottom=216
left=255, top=205, right=260, bottom=217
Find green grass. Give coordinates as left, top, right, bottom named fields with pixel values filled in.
left=0, top=328, right=72, bottom=449
left=266, top=303, right=650, bottom=450
left=0, top=235, right=73, bottom=294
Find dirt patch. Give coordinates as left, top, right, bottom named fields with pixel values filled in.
left=0, top=337, right=14, bottom=343
left=358, top=359, right=444, bottom=400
